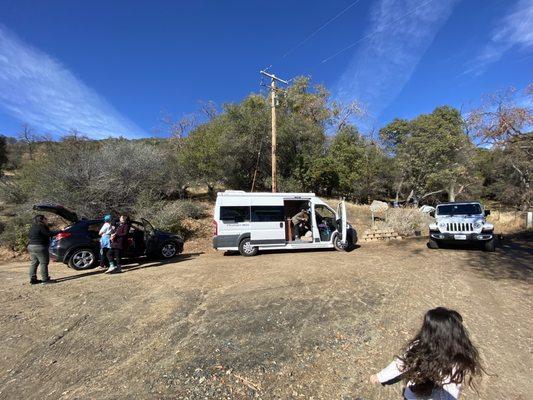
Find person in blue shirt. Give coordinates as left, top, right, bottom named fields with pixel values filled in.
left=98, top=214, right=113, bottom=269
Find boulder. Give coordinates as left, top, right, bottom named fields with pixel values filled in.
left=369, top=200, right=389, bottom=213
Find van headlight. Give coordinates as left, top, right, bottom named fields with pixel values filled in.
left=473, top=221, right=483, bottom=229
left=438, top=222, right=446, bottom=229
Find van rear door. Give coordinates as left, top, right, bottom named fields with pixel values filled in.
left=250, top=197, right=286, bottom=246
left=337, top=200, right=347, bottom=245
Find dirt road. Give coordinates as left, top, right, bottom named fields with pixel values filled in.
left=0, top=237, right=531, bottom=399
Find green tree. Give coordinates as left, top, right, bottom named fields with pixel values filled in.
left=380, top=106, right=476, bottom=203
left=181, top=78, right=330, bottom=193
left=328, top=126, right=366, bottom=198
left=180, top=118, right=227, bottom=197
left=304, top=156, right=339, bottom=196
left=0, top=136, right=8, bottom=172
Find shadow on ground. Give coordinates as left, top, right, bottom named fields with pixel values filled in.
left=53, top=252, right=202, bottom=282
left=425, top=232, right=533, bottom=282
left=466, top=234, right=532, bottom=282
left=223, top=245, right=361, bottom=257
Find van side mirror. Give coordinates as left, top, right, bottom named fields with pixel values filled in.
left=484, top=210, right=491, bottom=217
left=429, top=211, right=435, bottom=218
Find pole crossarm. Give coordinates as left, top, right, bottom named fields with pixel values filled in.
left=260, top=70, right=289, bottom=84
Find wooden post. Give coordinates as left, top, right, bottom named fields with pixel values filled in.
left=260, top=70, right=287, bottom=193
left=271, top=79, right=277, bottom=193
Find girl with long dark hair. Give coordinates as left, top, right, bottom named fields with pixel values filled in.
left=370, top=307, right=482, bottom=399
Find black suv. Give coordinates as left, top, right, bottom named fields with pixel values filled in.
left=33, top=204, right=184, bottom=270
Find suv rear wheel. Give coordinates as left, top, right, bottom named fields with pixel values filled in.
left=68, top=248, right=97, bottom=270
left=160, top=242, right=178, bottom=259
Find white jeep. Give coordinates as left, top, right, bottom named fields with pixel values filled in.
left=428, top=202, right=495, bottom=252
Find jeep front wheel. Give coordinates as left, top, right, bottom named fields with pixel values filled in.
left=428, top=238, right=439, bottom=249
left=484, top=239, right=495, bottom=252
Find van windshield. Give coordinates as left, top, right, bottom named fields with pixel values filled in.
left=437, top=204, right=482, bottom=216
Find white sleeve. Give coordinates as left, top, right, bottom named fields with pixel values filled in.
left=98, top=223, right=109, bottom=236
left=377, top=358, right=405, bottom=383
left=442, top=381, right=461, bottom=399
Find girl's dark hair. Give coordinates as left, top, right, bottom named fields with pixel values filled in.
left=33, top=214, right=46, bottom=224
left=400, top=307, right=482, bottom=396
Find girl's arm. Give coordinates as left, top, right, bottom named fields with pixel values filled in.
left=98, top=223, right=109, bottom=236
left=442, top=377, right=461, bottom=399
left=371, top=358, right=405, bottom=384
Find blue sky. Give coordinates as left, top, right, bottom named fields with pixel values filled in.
left=0, top=0, right=531, bottom=138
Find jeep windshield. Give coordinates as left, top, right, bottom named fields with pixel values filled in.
left=436, top=204, right=482, bottom=216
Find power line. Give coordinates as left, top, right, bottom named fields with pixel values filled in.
left=321, top=0, right=435, bottom=64
left=282, top=0, right=363, bottom=59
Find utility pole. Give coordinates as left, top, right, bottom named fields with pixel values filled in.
left=260, top=70, right=288, bottom=193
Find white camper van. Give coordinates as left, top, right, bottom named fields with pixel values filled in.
left=212, top=191, right=357, bottom=256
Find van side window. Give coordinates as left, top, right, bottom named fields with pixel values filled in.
left=220, top=206, right=250, bottom=223
left=251, top=206, right=285, bottom=222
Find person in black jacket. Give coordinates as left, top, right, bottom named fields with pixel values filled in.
left=28, top=215, right=56, bottom=284
left=106, top=215, right=130, bottom=274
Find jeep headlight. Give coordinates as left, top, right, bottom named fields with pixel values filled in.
left=473, top=221, right=483, bottom=229
left=438, top=222, right=446, bottom=229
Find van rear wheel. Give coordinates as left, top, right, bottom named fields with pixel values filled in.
left=239, top=238, right=258, bottom=257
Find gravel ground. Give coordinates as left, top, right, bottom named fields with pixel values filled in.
left=0, top=235, right=531, bottom=399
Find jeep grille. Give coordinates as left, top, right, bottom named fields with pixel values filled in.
left=446, top=222, right=474, bottom=232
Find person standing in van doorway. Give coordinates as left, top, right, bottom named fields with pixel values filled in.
left=106, top=215, right=130, bottom=274
left=291, top=208, right=310, bottom=240
left=28, top=215, right=56, bottom=285
left=98, top=214, right=113, bottom=269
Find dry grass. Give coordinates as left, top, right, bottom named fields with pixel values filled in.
left=338, top=201, right=530, bottom=237
left=337, top=201, right=430, bottom=236
left=487, top=210, right=531, bottom=234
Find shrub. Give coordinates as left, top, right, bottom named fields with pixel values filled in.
left=383, top=207, right=432, bottom=236
left=133, top=200, right=206, bottom=239
left=7, top=138, right=188, bottom=218
left=0, top=210, right=33, bottom=252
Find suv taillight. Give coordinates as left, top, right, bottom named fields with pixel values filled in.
left=55, top=232, right=72, bottom=241
left=212, top=220, right=218, bottom=236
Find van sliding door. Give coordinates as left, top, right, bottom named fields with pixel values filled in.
left=250, top=198, right=286, bottom=246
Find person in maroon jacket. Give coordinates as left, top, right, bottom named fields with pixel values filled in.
left=105, top=215, right=130, bottom=274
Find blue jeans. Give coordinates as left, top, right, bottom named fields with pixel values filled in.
left=100, top=247, right=110, bottom=267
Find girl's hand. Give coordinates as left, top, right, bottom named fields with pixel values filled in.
left=370, top=374, right=380, bottom=385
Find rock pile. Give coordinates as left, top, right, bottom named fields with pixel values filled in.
left=360, top=226, right=402, bottom=243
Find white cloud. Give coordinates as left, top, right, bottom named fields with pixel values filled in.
left=0, top=25, right=145, bottom=138
left=465, top=0, right=533, bottom=75
left=334, top=0, right=458, bottom=122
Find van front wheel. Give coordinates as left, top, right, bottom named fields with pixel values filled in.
left=239, top=238, right=258, bottom=257
left=334, top=234, right=351, bottom=252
